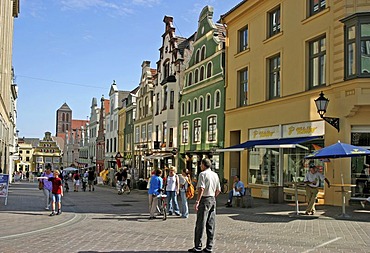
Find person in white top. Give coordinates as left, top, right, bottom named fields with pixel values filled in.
left=165, top=166, right=181, bottom=216
left=304, top=164, right=330, bottom=215
left=188, top=158, right=220, bottom=253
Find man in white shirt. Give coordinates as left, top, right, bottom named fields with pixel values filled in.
left=304, top=164, right=330, bottom=215
left=188, top=158, right=221, bottom=253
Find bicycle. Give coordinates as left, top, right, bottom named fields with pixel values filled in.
left=117, top=180, right=131, bottom=195
left=156, top=190, right=167, bottom=221
left=221, top=178, right=228, bottom=194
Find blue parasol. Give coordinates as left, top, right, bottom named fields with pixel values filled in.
left=305, top=141, right=370, bottom=159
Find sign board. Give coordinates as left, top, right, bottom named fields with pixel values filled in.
left=0, top=174, right=9, bottom=205
left=283, top=121, right=324, bottom=138
left=249, top=126, right=280, bottom=140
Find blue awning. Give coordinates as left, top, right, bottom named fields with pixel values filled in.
left=216, top=136, right=322, bottom=152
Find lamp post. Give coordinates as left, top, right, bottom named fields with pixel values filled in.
left=314, top=91, right=340, bottom=132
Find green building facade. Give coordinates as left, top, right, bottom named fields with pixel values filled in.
left=178, top=6, right=226, bottom=180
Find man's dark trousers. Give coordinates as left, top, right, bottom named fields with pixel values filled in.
left=194, top=196, right=216, bottom=251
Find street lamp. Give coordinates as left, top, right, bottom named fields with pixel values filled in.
left=314, top=91, right=340, bottom=132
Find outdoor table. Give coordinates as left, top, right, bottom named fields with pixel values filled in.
left=331, top=183, right=356, bottom=218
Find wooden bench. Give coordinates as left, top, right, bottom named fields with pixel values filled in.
left=234, top=187, right=253, bottom=208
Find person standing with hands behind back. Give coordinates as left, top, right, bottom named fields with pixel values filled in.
left=188, top=158, right=220, bottom=253
left=304, top=164, right=330, bottom=215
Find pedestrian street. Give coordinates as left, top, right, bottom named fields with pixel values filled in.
left=0, top=181, right=369, bottom=253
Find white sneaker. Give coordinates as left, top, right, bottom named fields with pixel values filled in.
left=361, top=201, right=365, bottom=209
left=45, top=207, right=49, bottom=210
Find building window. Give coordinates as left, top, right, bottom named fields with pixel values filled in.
left=62, top=113, right=65, bottom=121
left=188, top=72, right=193, bottom=86
left=206, top=94, right=211, bottom=110
left=343, top=14, right=370, bottom=78
left=148, top=123, right=152, bottom=141
left=141, top=124, right=147, bottom=141
left=193, top=119, right=201, bottom=143
left=170, top=90, right=174, bottom=109
left=106, top=139, right=109, bottom=152
left=182, top=122, right=189, bottom=144
left=169, top=128, right=173, bottom=147
left=238, top=68, right=248, bottom=106
left=155, top=125, right=159, bottom=142
left=309, top=0, right=326, bottom=17
left=135, top=126, right=140, bottom=143
left=195, top=69, right=199, bottom=83
left=215, top=90, right=221, bottom=108
left=163, top=60, right=170, bottom=79
left=196, top=49, right=200, bottom=63
left=268, top=6, right=281, bottom=38
left=199, top=96, right=204, bottom=112
left=239, top=25, right=248, bottom=52
left=201, top=46, right=206, bottom=61
left=163, top=86, right=168, bottom=110
left=181, top=102, right=185, bottom=116
left=193, top=98, right=198, bottom=113
left=187, top=100, right=191, bottom=115
left=114, top=137, right=117, bottom=152
left=268, top=54, right=281, bottom=99
left=200, top=66, right=205, bottom=81
left=206, top=62, right=212, bottom=78
left=145, top=97, right=149, bottom=115
left=309, top=36, right=326, bottom=89
left=162, top=121, right=167, bottom=144
left=156, top=93, right=160, bottom=115
left=208, top=116, right=217, bottom=142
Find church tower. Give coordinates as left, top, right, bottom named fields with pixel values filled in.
left=55, top=103, right=72, bottom=138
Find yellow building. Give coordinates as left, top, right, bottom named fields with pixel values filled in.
left=220, top=0, right=370, bottom=206
left=33, top=132, right=63, bottom=172
left=16, top=143, right=33, bottom=172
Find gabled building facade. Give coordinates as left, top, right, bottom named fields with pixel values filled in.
left=134, top=61, right=156, bottom=179
left=220, top=0, right=370, bottom=206
left=179, top=6, right=226, bottom=178
left=152, top=16, right=191, bottom=171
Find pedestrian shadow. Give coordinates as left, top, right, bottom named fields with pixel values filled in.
left=91, top=213, right=179, bottom=222
left=0, top=211, right=45, bottom=216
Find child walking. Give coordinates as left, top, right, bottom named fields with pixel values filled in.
left=38, top=169, right=63, bottom=216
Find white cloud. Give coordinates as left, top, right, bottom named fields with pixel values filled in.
left=131, top=0, right=161, bottom=7
left=59, top=0, right=134, bottom=15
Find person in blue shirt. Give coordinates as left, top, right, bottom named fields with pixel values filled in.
left=148, top=169, right=163, bottom=219
left=225, top=175, right=245, bottom=207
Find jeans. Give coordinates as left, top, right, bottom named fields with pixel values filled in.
left=166, top=191, right=180, bottom=215
left=180, top=189, right=188, bottom=218
left=194, top=196, right=216, bottom=251
left=43, top=188, right=52, bottom=208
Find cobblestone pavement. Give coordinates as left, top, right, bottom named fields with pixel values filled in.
left=0, top=181, right=369, bottom=253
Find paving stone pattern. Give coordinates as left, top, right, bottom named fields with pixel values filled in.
left=0, top=181, right=369, bottom=253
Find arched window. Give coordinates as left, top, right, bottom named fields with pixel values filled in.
left=62, top=124, right=65, bottom=132
left=196, top=50, right=200, bottom=63
left=188, top=72, right=193, bottom=86
left=181, top=102, right=185, bottom=116
left=195, top=69, right=199, bottom=83
left=199, top=96, right=204, bottom=112
left=207, top=62, right=212, bottom=78
left=193, top=98, right=198, bottom=113
left=66, top=113, right=69, bottom=122
left=62, top=113, right=65, bottom=121
left=200, top=66, right=205, bottom=81
left=215, top=90, right=221, bottom=108
left=206, top=94, right=211, bottom=110
left=187, top=100, right=191, bottom=115
left=201, top=46, right=206, bottom=61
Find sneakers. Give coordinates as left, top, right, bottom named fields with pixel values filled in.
left=225, top=203, right=232, bottom=207
left=56, top=210, right=62, bottom=215
left=49, top=212, right=55, bottom=216
left=187, top=248, right=202, bottom=252
left=202, top=248, right=213, bottom=253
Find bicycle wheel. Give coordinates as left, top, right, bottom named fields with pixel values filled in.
left=156, top=198, right=163, bottom=215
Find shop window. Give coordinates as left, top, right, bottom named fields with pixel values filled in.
left=249, top=148, right=279, bottom=185
left=309, top=36, right=326, bottom=89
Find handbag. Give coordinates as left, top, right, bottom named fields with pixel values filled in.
left=38, top=181, right=44, bottom=190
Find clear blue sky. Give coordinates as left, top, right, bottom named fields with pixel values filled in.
left=13, top=0, right=241, bottom=138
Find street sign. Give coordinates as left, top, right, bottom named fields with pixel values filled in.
left=0, top=174, right=10, bottom=205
